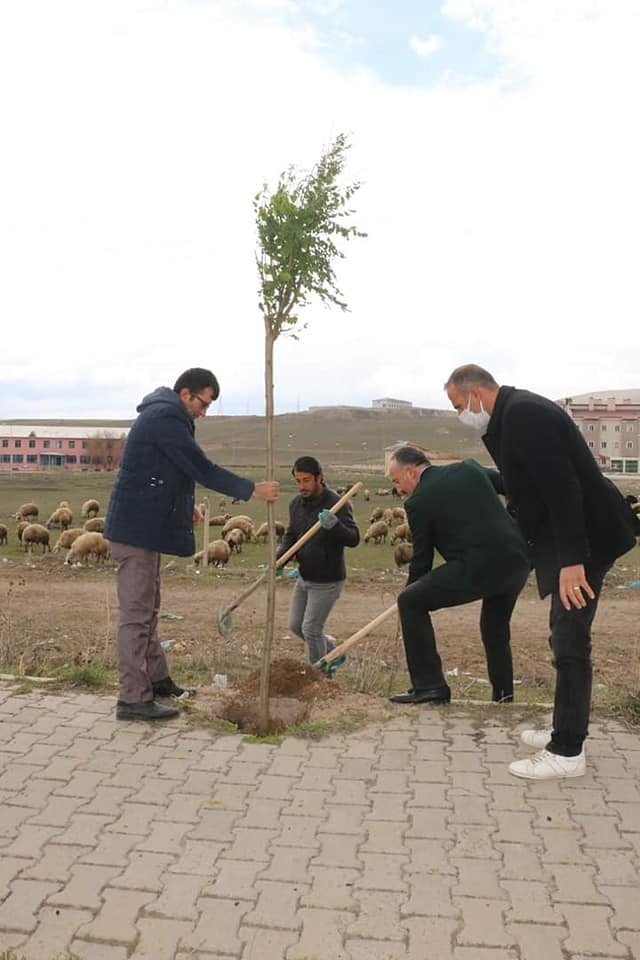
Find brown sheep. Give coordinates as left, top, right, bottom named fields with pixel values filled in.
left=364, top=521, right=389, bottom=544
left=81, top=499, right=101, bottom=518
left=52, top=528, right=85, bottom=553
left=0, top=523, right=7, bottom=545
left=224, top=528, right=245, bottom=553
left=193, top=539, right=231, bottom=567
left=390, top=522, right=412, bottom=545
left=382, top=508, right=394, bottom=527
left=58, top=500, right=70, bottom=508
left=221, top=516, right=256, bottom=541
left=369, top=507, right=384, bottom=523
left=22, top=523, right=51, bottom=554
left=208, top=513, right=231, bottom=527
left=392, top=507, right=407, bottom=523
left=84, top=517, right=105, bottom=533
left=255, top=521, right=286, bottom=544
left=15, top=502, right=39, bottom=521
left=46, top=507, right=73, bottom=530
left=16, top=521, right=29, bottom=542
left=394, top=542, right=413, bottom=566
left=64, top=532, right=110, bottom=565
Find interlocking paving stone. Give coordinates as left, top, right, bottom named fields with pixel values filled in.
left=2, top=684, right=640, bottom=958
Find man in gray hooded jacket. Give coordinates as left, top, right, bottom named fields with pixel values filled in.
left=105, top=368, right=278, bottom=721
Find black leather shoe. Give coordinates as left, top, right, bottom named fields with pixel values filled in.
left=116, top=700, right=180, bottom=720
left=152, top=677, right=196, bottom=700
left=389, top=686, right=451, bottom=705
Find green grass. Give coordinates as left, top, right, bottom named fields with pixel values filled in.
left=57, top=661, right=115, bottom=689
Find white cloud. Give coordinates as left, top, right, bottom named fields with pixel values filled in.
left=408, top=33, right=443, bottom=58
left=0, top=0, right=639, bottom=420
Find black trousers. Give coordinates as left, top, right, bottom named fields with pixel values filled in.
left=397, top=563, right=529, bottom=701
left=547, top=559, right=612, bottom=757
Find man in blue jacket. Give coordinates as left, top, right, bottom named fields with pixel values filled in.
left=105, top=368, right=279, bottom=721
left=277, top=456, right=359, bottom=666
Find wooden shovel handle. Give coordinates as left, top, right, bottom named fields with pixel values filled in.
left=314, top=603, right=398, bottom=666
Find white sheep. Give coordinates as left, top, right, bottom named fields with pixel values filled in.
left=208, top=513, right=231, bottom=527
left=382, top=508, right=394, bottom=527
left=83, top=517, right=105, bottom=533
left=363, top=489, right=371, bottom=501
left=64, top=532, right=110, bottom=565
left=364, top=521, right=389, bottom=545
left=52, top=528, right=85, bottom=553
left=22, top=523, right=51, bottom=554
left=224, top=528, right=245, bottom=553
left=46, top=507, right=73, bottom=530
left=392, top=507, right=407, bottom=523
left=221, top=516, right=256, bottom=541
left=390, top=522, right=412, bottom=545
left=193, top=539, right=231, bottom=567
left=369, top=507, right=384, bottom=523
left=81, top=499, right=100, bottom=518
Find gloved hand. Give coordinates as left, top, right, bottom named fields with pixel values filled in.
left=318, top=509, right=339, bottom=530
left=258, top=564, right=283, bottom=577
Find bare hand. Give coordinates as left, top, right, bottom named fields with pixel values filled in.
left=558, top=564, right=595, bottom=611
left=253, top=480, right=280, bottom=502
left=192, top=507, right=201, bottom=526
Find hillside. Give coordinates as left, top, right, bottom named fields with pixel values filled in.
left=1, top=406, right=487, bottom=468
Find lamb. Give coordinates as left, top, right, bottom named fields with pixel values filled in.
left=392, top=507, right=407, bottom=523
left=64, top=532, right=110, bottom=565
left=16, top=521, right=30, bottom=542
left=193, top=539, right=231, bottom=567
left=46, top=507, right=73, bottom=530
left=0, top=523, right=7, bottom=545
left=364, top=521, right=389, bottom=544
left=382, top=508, right=394, bottom=526
left=221, top=516, right=256, bottom=541
left=84, top=517, right=105, bottom=533
left=369, top=507, right=384, bottom=523
left=394, top=543, right=413, bottom=566
left=21, top=523, right=51, bottom=554
left=81, top=499, right=100, bottom=518
left=255, top=521, right=286, bottom=544
left=52, top=528, right=85, bottom=553
left=208, top=513, right=231, bottom=527
left=224, top=528, right=245, bottom=553
left=390, top=522, right=412, bottom=545
left=15, top=502, right=39, bottom=521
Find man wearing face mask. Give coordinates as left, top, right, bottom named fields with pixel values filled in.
left=445, top=364, right=637, bottom=779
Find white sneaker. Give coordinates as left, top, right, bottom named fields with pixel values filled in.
left=509, top=748, right=586, bottom=780
left=520, top=729, right=553, bottom=749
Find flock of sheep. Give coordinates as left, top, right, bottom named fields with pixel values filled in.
left=0, top=486, right=413, bottom=570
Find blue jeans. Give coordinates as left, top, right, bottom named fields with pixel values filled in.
left=289, top=576, right=344, bottom=663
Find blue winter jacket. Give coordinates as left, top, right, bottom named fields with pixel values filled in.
left=105, top=387, right=254, bottom=556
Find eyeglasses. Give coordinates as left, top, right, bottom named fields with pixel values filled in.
left=192, top=394, right=213, bottom=409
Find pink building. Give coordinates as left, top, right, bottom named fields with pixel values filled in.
left=0, top=428, right=127, bottom=472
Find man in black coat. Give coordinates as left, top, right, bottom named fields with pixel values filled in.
left=445, top=364, right=637, bottom=779
left=277, top=456, right=359, bottom=667
left=105, top=368, right=279, bottom=721
left=388, top=446, right=530, bottom=706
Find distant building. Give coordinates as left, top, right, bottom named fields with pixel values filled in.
left=0, top=425, right=129, bottom=472
left=372, top=398, right=413, bottom=410
left=559, top=392, right=640, bottom=473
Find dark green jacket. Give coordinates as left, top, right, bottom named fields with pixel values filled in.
left=405, top=459, right=530, bottom=591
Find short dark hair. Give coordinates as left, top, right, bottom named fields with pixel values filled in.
left=292, top=456, right=323, bottom=477
left=390, top=445, right=431, bottom=467
left=444, top=364, right=498, bottom=391
left=173, top=368, right=220, bottom=399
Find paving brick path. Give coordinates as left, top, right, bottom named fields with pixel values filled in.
left=1, top=684, right=639, bottom=959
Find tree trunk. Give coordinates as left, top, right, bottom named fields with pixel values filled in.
left=259, top=329, right=277, bottom=733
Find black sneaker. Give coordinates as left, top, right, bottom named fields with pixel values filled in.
left=152, top=677, right=197, bottom=701
left=116, top=700, right=179, bottom=721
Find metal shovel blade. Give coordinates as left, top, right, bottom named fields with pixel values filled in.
left=217, top=604, right=234, bottom=638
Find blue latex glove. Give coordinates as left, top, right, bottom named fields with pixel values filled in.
left=318, top=509, right=339, bottom=530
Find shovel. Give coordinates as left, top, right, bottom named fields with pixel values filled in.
left=314, top=602, right=398, bottom=675
left=216, top=481, right=363, bottom=637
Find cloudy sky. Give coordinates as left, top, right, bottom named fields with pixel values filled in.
left=1, top=0, right=639, bottom=419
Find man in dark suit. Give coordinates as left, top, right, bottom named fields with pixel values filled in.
left=387, top=445, right=530, bottom=707
left=445, top=364, right=637, bottom=779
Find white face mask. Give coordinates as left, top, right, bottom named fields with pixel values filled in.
left=458, top=396, right=491, bottom=431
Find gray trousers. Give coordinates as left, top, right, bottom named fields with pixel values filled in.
left=111, top=541, right=169, bottom=703
left=289, top=576, right=344, bottom=663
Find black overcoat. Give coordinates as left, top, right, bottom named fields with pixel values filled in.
left=483, top=386, right=637, bottom=597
